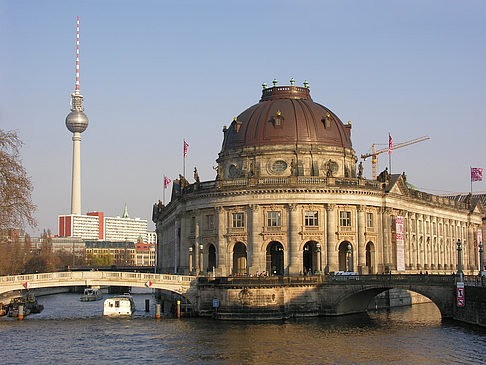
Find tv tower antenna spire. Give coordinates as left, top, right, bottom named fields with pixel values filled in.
left=75, top=15, right=80, bottom=95
left=65, top=16, right=89, bottom=215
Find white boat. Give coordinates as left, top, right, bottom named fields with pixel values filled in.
left=80, top=288, right=103, bottom=302
left=103, top=294, right=135, bottom=316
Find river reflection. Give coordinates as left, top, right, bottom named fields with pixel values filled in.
left=1, top=292, right=485, bottom=364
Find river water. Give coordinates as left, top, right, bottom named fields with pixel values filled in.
left=1, top=290, right=485, bottom=364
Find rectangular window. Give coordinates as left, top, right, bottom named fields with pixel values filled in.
left=232, top=213, right=244, bottom=228
left=366, top=213, right=373, bottom=228
left=305, top=211, right=319, bottom=226
left=339, top=211, right=351, bottom=227
left=267, top=211, right=281, bottom=227
left=205, top=214, right=214, bottom=230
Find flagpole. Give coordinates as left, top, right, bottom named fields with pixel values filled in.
left=163, top=178, right=166, bottom=205
left=471, top=166, right=473, bottom=194
left=183, top=139, right=186, bottom=178
left=388, top=133, right=392, bottom=174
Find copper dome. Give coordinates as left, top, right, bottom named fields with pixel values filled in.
left=221, top=86, right=352, bottom=152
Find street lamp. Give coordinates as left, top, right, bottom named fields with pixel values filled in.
left=188, top=246, right=193, bottom=274
left=199, top=244, right=204, bottom=274
left=456, top=239, right=463, bottom=282
left=479, top=241, right=484, bottom=277
left=347, top=243, right=353, bottom=272
left=315, top=242, right=322, bottom=274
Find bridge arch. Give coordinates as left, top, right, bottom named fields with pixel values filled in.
left=0, top=272, right=198, bottom=305
left=330, top=283, right=454, bottom=319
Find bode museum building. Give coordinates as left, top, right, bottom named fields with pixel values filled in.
left=153, top=82, right=485, bottom=277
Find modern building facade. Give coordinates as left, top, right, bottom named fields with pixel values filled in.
left=85, top=241, right=136, bottom=266
left=153, top=82, right=486, bottom=277
left=59, top=209, right=149, bottom=243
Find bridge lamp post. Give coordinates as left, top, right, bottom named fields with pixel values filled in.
left=457, top=239, right=463, bottom=282
left=479, top=242, right=484, bottom=277
left=189, top=247, right=193, bottom=274
left=347, top=243, right=353, bottom=272
left=199, top=244, right=204, bottom=275
left=315, top=242, right=322, bottom=274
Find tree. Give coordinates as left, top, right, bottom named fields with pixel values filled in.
left=0, top=129, right=36, bottom=229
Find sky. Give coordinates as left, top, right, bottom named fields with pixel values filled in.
left=1, top=0, right=486, bottom=235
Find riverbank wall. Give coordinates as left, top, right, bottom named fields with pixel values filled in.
left=453, top=286, right=486, bottom=328
left=194, top=277, right=437, bottom=320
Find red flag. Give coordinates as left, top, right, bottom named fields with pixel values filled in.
left=184, top=140, right=189, bottom=158
left=471, top=167, right=483, bottom=182
left=388, top=134, right=393, bottom=155
left=164, top=175, right=171, bottom=189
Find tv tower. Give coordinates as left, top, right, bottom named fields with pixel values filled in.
left=65, top=16, right=88, bottom=215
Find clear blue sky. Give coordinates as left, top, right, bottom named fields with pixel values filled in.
left=1, top=0, right=485, bottom=235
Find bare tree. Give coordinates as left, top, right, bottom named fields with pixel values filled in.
left=0, top=129, right=36, bottom=229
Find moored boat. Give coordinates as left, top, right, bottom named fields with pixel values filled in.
left=80, top=288, right=103, bottom=302
left=103, top=294, right=135, bottom=316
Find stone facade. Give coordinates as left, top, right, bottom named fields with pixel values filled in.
left=153, top=84, right=485, bottom=277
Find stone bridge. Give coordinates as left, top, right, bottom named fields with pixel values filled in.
left=0, top=271, right=198, bottom=304
left=0, top=272, right=465, bottom=320
left=196, top=274, right=460, bottom=319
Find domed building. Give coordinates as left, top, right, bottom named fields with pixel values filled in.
left=153, top=81, right=485, bottom=277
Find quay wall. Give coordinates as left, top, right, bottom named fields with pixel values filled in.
left=453, top=286, right=486, bottom=328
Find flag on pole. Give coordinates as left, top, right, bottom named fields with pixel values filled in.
left=184, top=140, right=189, bottom=158
left=471, top=167, right=483, bottom=182
left=388, top=134, right=393, bottom=155
left=164, top=175, right=171, bottom=189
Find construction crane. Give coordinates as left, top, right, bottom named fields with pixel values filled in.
left=361, top=136, right=430, bottom=180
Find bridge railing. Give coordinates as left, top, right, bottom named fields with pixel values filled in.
left=0, top=271, right=195, bottom=285
left=464, top=275, right=486, bottom=287
left=197, top=274, right=458, bottom=286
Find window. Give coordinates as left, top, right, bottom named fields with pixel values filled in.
left=366, top=213, right=373, bottom=228
left=305, top=211, right=319, bottom=226
left=232, top=213, right=244, bottom=228
left=191, top=217, right=196, bottom=233
left=205, top=215, right=214, bottom=230
left=339, top=211, right=351, bottom=227
left=267, top=211, right=281, bottom=227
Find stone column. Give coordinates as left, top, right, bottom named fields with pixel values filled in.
left=287, top=203, right=300, bottom=275
left=357, top=205, right=366, bottom=274
left=417, top=215, right=422, bottom=270
left=408, top=213, right=416, bottom=270
left=468, top=223, right=475, bottom=271
left=155, top=225, right=163, bottom=273
left=382, top=208, right=391, bottom=272
left=248, top=204, right=262, bottom=275
left=194, top=211, right=201, bottom=274
left=177, top=213, right=185, bottom=273
left=326, top=204, right=337, bottom=273
left=403, top=212, right=410, bottom=270
left=216, top=207, right=227, bottom=276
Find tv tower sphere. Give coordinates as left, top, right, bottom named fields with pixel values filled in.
left=66, top=108, right=88, bottom=133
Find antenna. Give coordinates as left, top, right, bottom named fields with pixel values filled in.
left=75, top=16, right=80, bottom=94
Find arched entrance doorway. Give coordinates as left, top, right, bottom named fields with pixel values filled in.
left=338, top=241, right=353, bottom=272
left=303, top=241, right=319, bottom=274
left=266, top=241, right=284, bottom=275
left=208, top=244, right=216, bottom=273
left=233, top=242, right=247, bottom=275
left=365, top=241, right=375, bottom=274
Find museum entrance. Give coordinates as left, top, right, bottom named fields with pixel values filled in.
left=266, top=241, right=284, bottom=275
left=303, top=241, right=318, bottom=274
left=338, top=241, right=353, bottom=272
left=233, top=242, right=247, bottom=275
left=208, top=244, right=216, bottom=273
left=365, top=241, right=375, bottom=274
